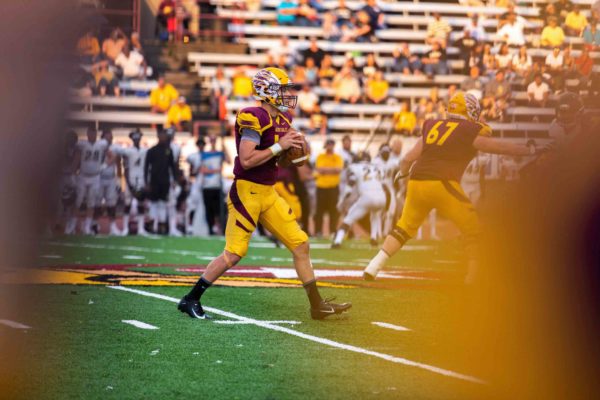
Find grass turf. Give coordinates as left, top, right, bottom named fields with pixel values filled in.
left=2, top=236, right=485, bottom=399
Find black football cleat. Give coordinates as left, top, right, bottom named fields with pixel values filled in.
left=178, top=296, right=211, bottom=319
left=310, top=298, right=352, bottom=320
left=331, top=243, right=341, bottom=249
left=363, top=271, right=376, bottom=281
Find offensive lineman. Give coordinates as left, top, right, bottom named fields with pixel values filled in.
left=364, top=92, right=537, bottom=283
left=74, top=127, right=111, bottom=235
left=119, top=129, right=149, bottom=236
left=332, top=153, right=387, bottom=248
left=178, top=67, right=351, bottom=320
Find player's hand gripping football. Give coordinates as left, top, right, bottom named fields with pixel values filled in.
left=278, top=129, right=304, bottom=150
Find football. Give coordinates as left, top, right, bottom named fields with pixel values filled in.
left=279, top=131, right=309, bottom=167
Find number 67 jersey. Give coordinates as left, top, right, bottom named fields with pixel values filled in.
left=410, top=118, right=491, bottom=182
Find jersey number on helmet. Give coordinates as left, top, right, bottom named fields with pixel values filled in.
left=425, top=121, right=459, bottom=146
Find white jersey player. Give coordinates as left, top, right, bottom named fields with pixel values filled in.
left=96, top=129, right=122, bottom=235
left=166, top=128, right=183, bottom=236
left=332, top=156, right=387, bottom=248
left=75, top=127, right=110, bottom=235
left=461, top=152, right=490, bottom=206
left=185, top=137, right=209, bottom=236
left=118, top=129, right=149, bottom=235
left=60, top=131, right=79, bottom=235
left=372, top=144, right=397, bottom=236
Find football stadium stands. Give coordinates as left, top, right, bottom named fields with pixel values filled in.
left=69, top=0, right=599, bottom=139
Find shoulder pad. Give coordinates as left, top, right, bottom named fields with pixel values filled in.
left=237, top=107, right=272, bottom=134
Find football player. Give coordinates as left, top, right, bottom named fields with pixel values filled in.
left=166, top=128, right=183, bottom=236
left=364, top=92, right=537, bottom=283
left=179, top=67, right=351, bottom=320
left=332, top=152, right=387, bottom=248
left=461, top=152, right=491, bottom=206
left=60, top=130, right=79, bottom=235
left=185, top=137, right=209, bottom=236
left=96, top=128, right=122, bottom=235
left=119, top=129, right=149, bottom=236
left=145, top=129, right=180, bottom=235
left=74, top=127, right=111, bottom=235
left=372, top=144, right=397, bottom=236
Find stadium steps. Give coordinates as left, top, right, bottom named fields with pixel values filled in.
left=144, top=41, right=243, bottom=119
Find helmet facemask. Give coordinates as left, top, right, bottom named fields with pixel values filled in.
left=271, top=83, right=298, bottom=112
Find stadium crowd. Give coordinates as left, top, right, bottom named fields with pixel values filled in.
left=213, top=0, right=599, bottom=129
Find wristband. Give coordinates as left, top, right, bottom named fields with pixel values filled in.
left=269, top=143, right=283, bottom=156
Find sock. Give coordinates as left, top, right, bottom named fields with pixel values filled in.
left=333, top=228, right=346, bottom=245
left=303, top=279, right=323, bottom=308
left=364, top=250, right=390, bottom=278
left=158, top=201, right=167, bottom=223
left=187, top=277, right=212, bottom=301
left=123, top=215, right=129, bottom=230
left=137, top=215, right=146, bottom=232
left=84, top=217, right=92, bottom=232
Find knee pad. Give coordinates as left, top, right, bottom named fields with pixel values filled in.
left=340, top=223, right=350, bottom=231
left=391, top=225, right=411, bottom=246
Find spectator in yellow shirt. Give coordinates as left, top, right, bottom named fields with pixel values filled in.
left=77, top=30, right=100, bottom=63
left=314, top=138, right=344, bottom=237
left=541, top=17, right=566, bottom=48
left=366, top=71, right=389, bottom=104
left=393, top=101, right=417, bottom=135
left=150, top=76, right=179, bottom=113
left=232, top=67, right=254, bottom=99
left=565, top=6, right=588, bottom=36
left=166, top=96, right=192, bottom=131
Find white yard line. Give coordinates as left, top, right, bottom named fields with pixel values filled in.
left=44, top=240, right=432, bottom=268
left=372, top=321, right=411, bottom=332
left=213, top=320, right=301, bottom=325
left=122, top=320, right=159, bottom=330
left=108, top=286, right=485, bottom=384
left=0, top=319, right=31, bottom=329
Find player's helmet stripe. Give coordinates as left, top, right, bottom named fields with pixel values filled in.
left=229, top=181, right=256, bottom=227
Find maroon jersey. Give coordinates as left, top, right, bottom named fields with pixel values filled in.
left=233, top=106, right=292, bottom=185
left=411, top=117, right=491, bottom=181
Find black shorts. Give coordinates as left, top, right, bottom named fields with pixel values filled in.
left=149, top=182, right=170, bottom=201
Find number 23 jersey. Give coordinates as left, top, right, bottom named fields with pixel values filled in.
left=411, top=117, right=491, bottom=182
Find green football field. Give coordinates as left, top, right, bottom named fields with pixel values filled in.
left=2, top=235, right=489, bottom=399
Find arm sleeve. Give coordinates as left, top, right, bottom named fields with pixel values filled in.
left=240, top=128, right=261, bottom=144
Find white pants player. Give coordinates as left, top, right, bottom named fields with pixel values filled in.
left=333, top=189, right=386, bottom=247
left=167, top=183, right=182, bottom=236
left=185, top=179, right=209, bottom=236
left=122, top=176, right=148, bottom=236
left=59, top=173, right=78, bottom=235
left=96, top=177, right=121, bottom=235
left=76, top=174, right=101, bottom=235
